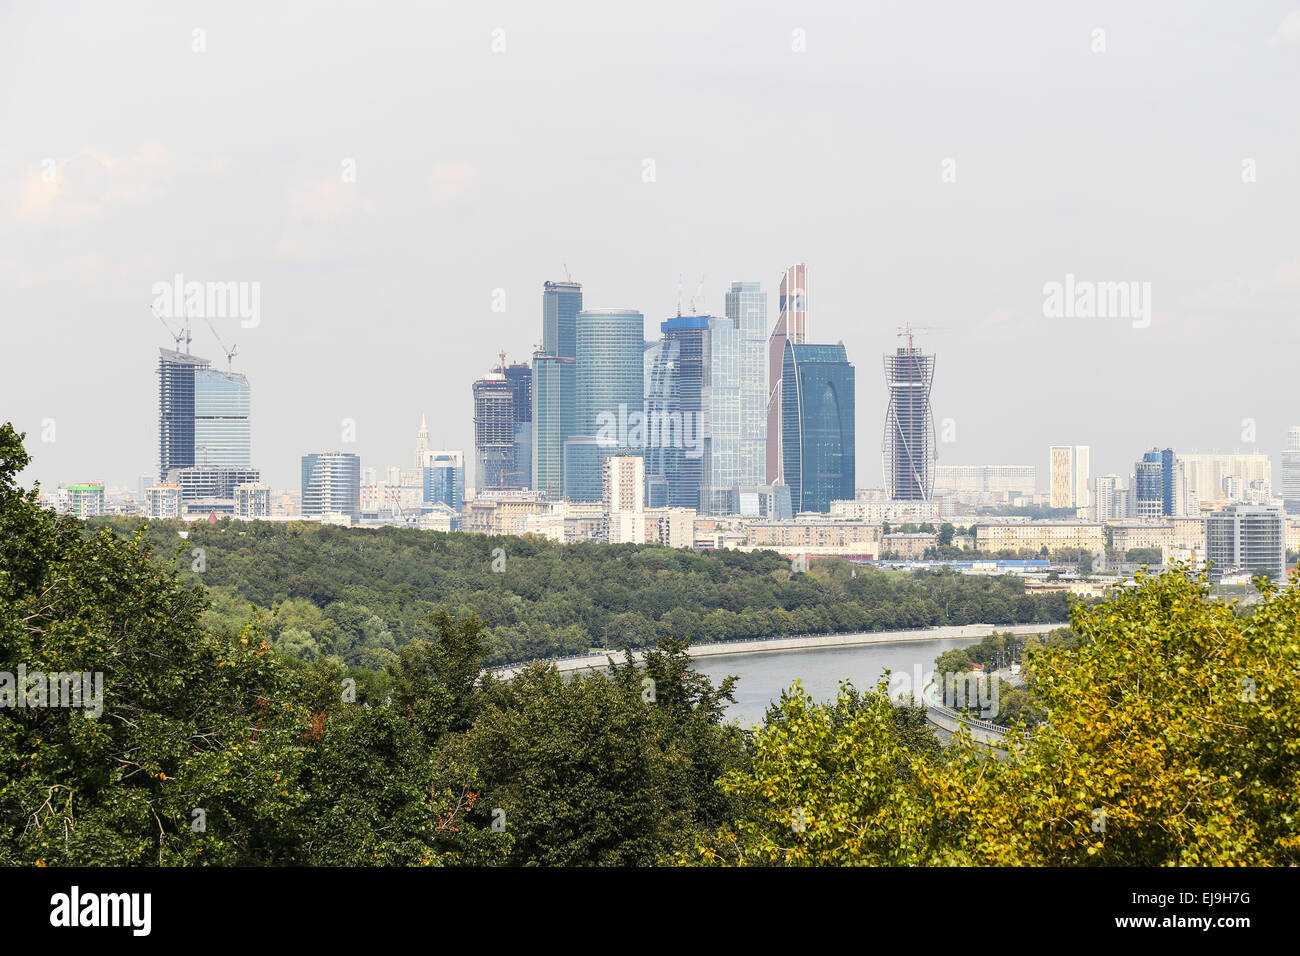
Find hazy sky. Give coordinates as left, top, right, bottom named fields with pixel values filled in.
left=4, top=1, right=1299, bottom=492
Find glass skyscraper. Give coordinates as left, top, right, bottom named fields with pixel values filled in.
left=882, top=338, right=935, bottom=501
left=158, top=346, right=256, bottom=500
left=194, top=367, right=251, bottom=467
left=533, top=280, right=582, bottom=499
left=567, top=308, right=645, bottom=498
left=708, top=280, right=769, bottom=512
left=423, top=450, right=465, bottom=513
left=781, top=341, right=855, bottom=513
left=767, top=264, right=808, bottom=483
left=301, top=452, right=361, bottom=523
left=645, top=315, right=709, bottom=509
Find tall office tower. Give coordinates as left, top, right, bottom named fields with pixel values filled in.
left=543, top=280, right=583, bottom=360
left=423, top=450, right=465, bottom=513
left=568, top=308, right=645, bottom=500
left=159, top=348, right=205, bottom=477
left=702, top=280, right=769, bottom=513
left=158, top=346, right=256, bottom=500
left=1049, top=445, right=1091, bottom=509
left=301, top=452, right=361, bottom=523
left=1093, top=474, right=1123, bottom=521
left=781, top=341, right=855, bottom=513
left=1283, top=427, right=1300, bottom=513
left=472, top=368, right=517, bottom=492
left=1134, top=448, right=1184, bottom=517
left=766, top=263, right=808, bottom=483
left=882, top=332, right=935, bottom=501
left=503, top=362, right=533, bottom=491
left=645, top=315, right=709, bottom=509
left=533, top=280, right=583, bottom=499
left=413, top=415, right=430, bottom=469
left=1204, top=504, right=1285, bottom=582
left=532, top=352, right=575, bottom=499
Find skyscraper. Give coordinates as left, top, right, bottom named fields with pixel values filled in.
left=645, top=315, right=709, bottom=509
left=1049, top=445, right=1091, bottom=509
left=569, top=307, right=645, bottom=499
left=766, top=264, right=807, bottom=483
left=159, top=347, right=251, bottom=476
left=1134, top=447, right=1185, bottom=518
left=158, top=346, right=257, bottom=500
left=301, top=452, right=361, bottom=523
left=533, top=280, right=582, bottom=499
left=882, top=333, right=935, bottom=501
left=781, top=341, right=855, bottom=513
left=504, top=361, right=533, bottom=491
left=423, top=450, right=465, bottom=514
left=532, top=352, right=575, bottom=499
left=472, top=368, right=516, bottom=491
left=710, top=280, right=769, bottom=512
left=413, top=415, right=430, bottom=469
left=1283, top=427, right=1300, bottom=513
left=543, top=280, right=583, bottom=360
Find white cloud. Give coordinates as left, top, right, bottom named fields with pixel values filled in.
left=1271, top=9, right=1300, bottom=45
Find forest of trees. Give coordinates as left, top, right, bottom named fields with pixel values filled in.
left=4, top=423, right=1297, bottom=866
left=83, top=515, right=1071, bottom=670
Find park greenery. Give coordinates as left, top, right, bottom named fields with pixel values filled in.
left=2, top=423, right=1297, bottom=866
left=83, top=514, right=1070, bottom=669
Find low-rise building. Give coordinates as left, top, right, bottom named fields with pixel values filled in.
left=974, top=520, right=1104, bottom=556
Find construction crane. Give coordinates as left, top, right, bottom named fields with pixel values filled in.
left=895, top=324, right=948, bottom=351
left=152, top=306, right=192, bottom=353
left=203, top=316, right=238, bottom=370
left=689, top=274, right=706, bottom=315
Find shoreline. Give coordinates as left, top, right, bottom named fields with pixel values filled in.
left=489, top=622, right=1066, bottom=679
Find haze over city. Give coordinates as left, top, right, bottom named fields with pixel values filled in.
left=4, top=1, right=1300, bottom=491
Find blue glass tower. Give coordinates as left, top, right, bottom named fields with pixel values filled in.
left=646, top=315, right=709, bottom=509
left=781, top=342, right=855, bottom=513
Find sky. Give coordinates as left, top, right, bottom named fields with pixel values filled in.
left=3, top=0, right=1299, bottom=493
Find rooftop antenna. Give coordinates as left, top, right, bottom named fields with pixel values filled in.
left=563, top=263, right=573, bottom=282
left=676, top=273, right=684, bottom=317
left=152, top=306, right=192, bottom=353
left=498, top=350, right=508, bottom=375
left=203, top=315, right=238, bottom=370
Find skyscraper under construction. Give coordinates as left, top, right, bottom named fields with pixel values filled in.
left=882, top=329, right=935, bottom=501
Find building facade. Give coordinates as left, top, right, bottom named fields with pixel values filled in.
left=301, top=452, right=361, bottom=523
left=781, top=341, right=855, bottom=513
left=882, top=339, right=935, bottom=501
left=1204, top=504, right=1285, bottom=582
left=766, top=263, right=807, bottom=483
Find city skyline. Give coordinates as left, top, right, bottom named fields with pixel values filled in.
left=6, top=3, right=1300, bottom=492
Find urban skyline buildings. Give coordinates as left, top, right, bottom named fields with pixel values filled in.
left=766, top=263, right=807, bottom=484
left=471, top=368, right=516, bottom=491
left=301, top=451, right=361, bottom=523
left=1049, top=444, right=1091, bottom=510
left=881, top=333, right=935, bottom=501
left=532, top=280, right=583, bottom=499
left=645, top=314, right=708, bottom=509
left=780, top=341, right=855, bottom=513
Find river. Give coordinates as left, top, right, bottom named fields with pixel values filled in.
left=689, top=636, right=986, bottom=727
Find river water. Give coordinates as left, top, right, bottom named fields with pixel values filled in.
left=690, top=636, right=985, bottom=727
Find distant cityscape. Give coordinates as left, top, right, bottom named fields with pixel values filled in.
left=42, top=262, right=1299, bottom=588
